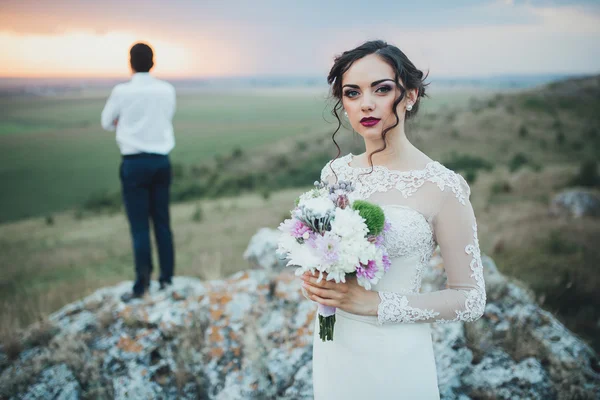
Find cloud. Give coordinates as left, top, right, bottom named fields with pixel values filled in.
left=0, top=0, right=598, bottom=77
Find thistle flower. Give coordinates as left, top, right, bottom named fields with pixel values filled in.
left=352, top=200, right=385, bottom=236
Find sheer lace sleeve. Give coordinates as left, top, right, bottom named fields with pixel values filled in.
left=376, top=174, right=487, bottom=325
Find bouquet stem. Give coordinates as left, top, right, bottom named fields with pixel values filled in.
left=317, top=304, right=337, bottom=341
left=319, top=314, right=336, bottom=341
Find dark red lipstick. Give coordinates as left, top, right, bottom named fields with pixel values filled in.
left=360, top=117, right=381, bottom=127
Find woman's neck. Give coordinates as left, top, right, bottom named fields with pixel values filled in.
left=361, top=128, right=417, bottom=168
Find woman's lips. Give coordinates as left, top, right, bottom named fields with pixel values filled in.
left=360, top=117, right=381, bottom=127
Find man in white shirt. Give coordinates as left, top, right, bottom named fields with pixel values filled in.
left=101, top=42, right=176, bottom=302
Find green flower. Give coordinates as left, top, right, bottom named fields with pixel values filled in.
left=352, top=200, right=385, bottom=236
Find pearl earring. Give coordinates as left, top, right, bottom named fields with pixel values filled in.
left=406, top=103, right=413, bottom=112
left=343, top=110, right=348, bottom=118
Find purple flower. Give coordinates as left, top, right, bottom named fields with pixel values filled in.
left=335, top=194, right=350, bottom=209
left=373, top=234, right=385, bottom=247
left=383, top=221, right=392, bottom=233
left=314, top=233, right=341, bottom=264
left=382, top=254, right=391, bottom=272
left=356, top=260, right=378, bottom=280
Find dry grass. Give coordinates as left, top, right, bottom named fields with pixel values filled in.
left=0, top=188, right=307, bottom=334
left=1, top=80, right=599, bottom=355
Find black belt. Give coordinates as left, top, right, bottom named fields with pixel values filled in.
left=122, top=153, right=167, bottom=159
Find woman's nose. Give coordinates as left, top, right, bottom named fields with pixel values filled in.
left=361, top=95, right=375, bottom=112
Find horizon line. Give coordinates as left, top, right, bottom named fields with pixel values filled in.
left=0, top=71, right=598, bottom=81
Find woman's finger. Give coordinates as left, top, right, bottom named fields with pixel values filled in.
left=303, top=283, right=343, bottom=300
left=302, top=275, right=337, bottom=289
left=308, top=293, right=338, bottom=308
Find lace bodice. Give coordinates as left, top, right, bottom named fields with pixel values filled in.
left=319, top=153, right=486, bottom=325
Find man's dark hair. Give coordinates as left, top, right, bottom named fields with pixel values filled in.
left=130, top=43, right=154, bottom=73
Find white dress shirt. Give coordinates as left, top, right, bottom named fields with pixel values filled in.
left=101, top=73, right=176, bottom=155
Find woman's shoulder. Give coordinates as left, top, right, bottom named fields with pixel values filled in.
left=427, top=160, right=471, bottom=205
left=319, top=153, right=352, bottom=180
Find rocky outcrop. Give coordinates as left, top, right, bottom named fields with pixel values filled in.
left=550, top=189, right=600, bottom=218
left=1, top=229, right=599, bottom=399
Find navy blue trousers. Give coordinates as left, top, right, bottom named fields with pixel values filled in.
left=120, top=153, right=175, bottom=295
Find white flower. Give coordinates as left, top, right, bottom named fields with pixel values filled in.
left=302, top=197, right=335, bottom=217
left=330, top=207, right=368, bottom=239
left=298, top=188, right=328, bottom=206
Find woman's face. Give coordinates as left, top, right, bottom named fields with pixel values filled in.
left=340, top=54, right=416, bottom=140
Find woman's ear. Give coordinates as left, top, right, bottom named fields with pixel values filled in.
left=408, top=88, right=418, bottom=104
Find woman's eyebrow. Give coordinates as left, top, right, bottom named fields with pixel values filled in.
left=342, top=78, right=395, bottom=89
left=371, top=79, right=394, bottom=86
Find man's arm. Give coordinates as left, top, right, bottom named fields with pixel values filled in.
left=101, top=87, right=120, bottom=131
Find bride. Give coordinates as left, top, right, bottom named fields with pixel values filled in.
left=300, top=40, right=487, bottom=399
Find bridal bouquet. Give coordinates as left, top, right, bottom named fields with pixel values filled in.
left=277, top=180, right=391, bottom=341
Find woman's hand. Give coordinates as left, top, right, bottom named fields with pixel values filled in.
left=300, top=272, right=380, bottom=316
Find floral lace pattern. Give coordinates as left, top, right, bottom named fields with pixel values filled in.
left=320, top=153, right=486, bottom=325
left=321, top=154, right=468, bottom=206
left=435, top=222, right=487, bottom=323
left=377, top=292, right=440, bottom=324
left=380, top=206, right=436, bottom=294
left=376, top=220, right=486, bottom=324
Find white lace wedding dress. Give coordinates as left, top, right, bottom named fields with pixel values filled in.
left=310, top=153, right=487, bottom=400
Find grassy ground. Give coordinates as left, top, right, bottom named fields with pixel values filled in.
left=1, top=78, right=599, bottom=354
left=0, top=87, right=487, bottom=223
left=0, top=187, right=309, bottom=331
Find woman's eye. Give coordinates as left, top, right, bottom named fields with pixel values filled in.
left=376, top=85, right=392, bottom=94
left=344, top=90, right=360, bottom=98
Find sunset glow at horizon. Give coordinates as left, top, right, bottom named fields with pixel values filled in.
left=0, top=31, right=240, bottom=78
left=1, top=0, right=598, bottom=79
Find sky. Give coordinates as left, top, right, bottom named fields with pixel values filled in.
left=0, top=0, right=599, bottom=78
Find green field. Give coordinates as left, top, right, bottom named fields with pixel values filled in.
left=0, top=87, right=484, bottom=223
left=1, top=77, right=599, bottom=354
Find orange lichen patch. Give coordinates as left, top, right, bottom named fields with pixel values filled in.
left=229, top=272, right=249, bottom=283
left=295, top=327, right=307, bottom=337
left=135, top=329, right=152, bottom=340
left=275, top=286, right=290, bottom=299
left=211, top=308, right=224, bottom=320
left=304, top=309, right=316, bottom=326
left=251, top=382, right=259, bottom=390
left=277, top=273, right=296, bottom=284
left=209, top=326, right=224, bottom=342
left=117, top=335, right=143, bottom=353
left=257, top=283, right=270, bottom=292
left=210, top=347, right=224, bottom=358
left=172, top=291, right=187, bottom=301
left=118, top=306, right=133, bottom=318
left=228, top=330, right=239, bottom=341
left=209, top=292, right=233, bottom=306
left=233, top=347, right=241, bottom=357
left=141, top=369, right=148, bottom=377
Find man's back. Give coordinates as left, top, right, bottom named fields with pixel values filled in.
left=101, top=73, right=176, bottom=155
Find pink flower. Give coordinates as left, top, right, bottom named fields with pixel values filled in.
left=356, top=260, right=378, bottom=280
left=290, top=220, right=312, bottom=239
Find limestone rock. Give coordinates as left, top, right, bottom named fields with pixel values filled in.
left=549, top=189, right=600, bottom=218
left=1, top=228, right=599, bottom=399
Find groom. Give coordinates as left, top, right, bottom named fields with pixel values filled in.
left=101, top=42, right=177, bottom=302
